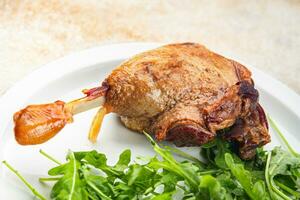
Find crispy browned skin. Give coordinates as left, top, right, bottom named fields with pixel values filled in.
left=105, top=43, right=270, bottom=159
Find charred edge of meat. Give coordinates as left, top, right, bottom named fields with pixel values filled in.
left=166, top=121, right=215, bottom=147
left=219, top=119, right=254, bottom=159
left=222, top=118, right=244, bottom=141
left=238, top=81, right=258, bottom=102
left=222, top=104, right=270, bottom=160
left=215, top=82, right=268, bottom=160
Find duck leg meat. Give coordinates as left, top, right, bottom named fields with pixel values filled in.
left=13, top=43, right=270, bottom=159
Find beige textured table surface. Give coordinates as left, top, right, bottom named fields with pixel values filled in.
left=0, top=0, right=299, bottom=95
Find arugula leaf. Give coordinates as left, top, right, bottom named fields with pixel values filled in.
left=225, top=153, right=270, bottom=200
left=74, top=150, right=108, bottom=169
left=201, top=139, right=217, bottom=149
left=83, top=171, right=113, bottom=200
left=160, top=171, right=181, bottom=192
left=126, top=164, right=156, bottom=188
left=49, top=150, right=88, bottom=200
left=291, top=168, right=300, bottom=189
left=145, top=133, right=200, bottom=192
left=199, top=175, right=229, bottom=200
left=114, top=149, right=131, bottom=172
left=214, top=138, right=242, bottom=169
left=265, top=147, right=300, bottom=200
left=4, top=118, right=300, bottom=200
left=216, top=172, right=246, bottom=198
left=201, top=138, right=241, bottom=169
left=269, top=147, right=300, bottom=178
left=150, top=192, right=174, bottom=200
left=74, top=150, right=120, bottom=178
left=244, top=148, right=267, bottom=174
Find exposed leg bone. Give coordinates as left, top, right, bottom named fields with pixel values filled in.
left=13, top=85, right=108, bottom=145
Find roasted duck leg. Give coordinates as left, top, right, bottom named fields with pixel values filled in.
left=13, top=43, right=270, bottom=159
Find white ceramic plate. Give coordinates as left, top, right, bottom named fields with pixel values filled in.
left=0, top=43, right=299, bottom=199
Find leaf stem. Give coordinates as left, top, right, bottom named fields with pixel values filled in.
left=274, top=180, right=300, bottom=198
left=199, top=169, right=222, bottom=175
left=268, top=116, right=300, bottom=157
left=270, top=179, right=292, bottom=200
left=164, top=146, right=206, bottom=169
left=67, top=150, right=77, bottom=200
left=2, top=161, right=46, bottom=200
left=269, top=153, right=284, bottom=176
left=39, top=177, right=60, bottom=182
left=265, top=151, right=292, bottom=200
left=144, top=132, right=200, bottom=189
left=87, top=181, right=112, bottom=200
left=264, top=151, right=272, bottom=196
left=39, top=149, right=62, bottom=165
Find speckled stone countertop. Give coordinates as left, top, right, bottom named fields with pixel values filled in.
left=0, top=0, right=299, bottom=95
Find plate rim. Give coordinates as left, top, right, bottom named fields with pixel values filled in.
left=0, top=41, right=299, bottom=144
left=0, top=42, right=299, bottom=197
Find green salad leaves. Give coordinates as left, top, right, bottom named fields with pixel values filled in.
left=3, top=118, right=300, bottom=200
